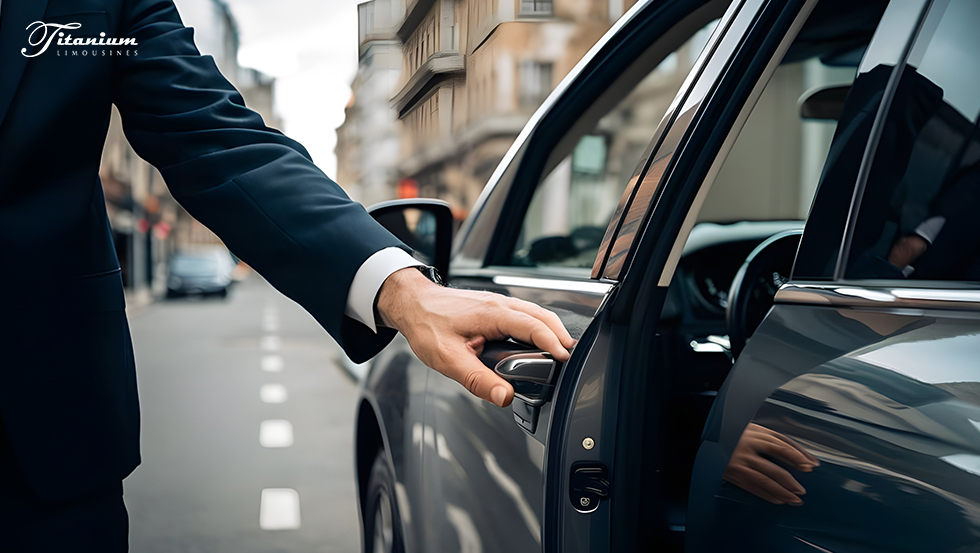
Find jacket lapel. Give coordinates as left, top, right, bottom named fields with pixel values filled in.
left=0, top=0, right=51, bottom=128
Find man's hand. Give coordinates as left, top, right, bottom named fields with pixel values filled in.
left=887, top=234, right=929, bottom=269
left=723, top=423, right=820, bottom=505
left=376, top=267, right=576, bottom=408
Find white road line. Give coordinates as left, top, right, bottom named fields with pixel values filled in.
left=260, top=384, right=288, bottom=404
left=259, top=488, right=301, bottom=530
left=260, top=336, right=281, bottom=352
left=261, top=355, right=283, bottom=372
left=259, top=420, right=293, bottom=448
left=262, top=307, right=279, bottom=332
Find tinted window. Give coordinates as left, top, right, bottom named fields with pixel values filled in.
left=845, top=0, right=980, bottom=281
left=791, top=0, right=924, bottom=279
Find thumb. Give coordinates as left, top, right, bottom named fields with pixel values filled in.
left=438, top=347, right=515, bottom=407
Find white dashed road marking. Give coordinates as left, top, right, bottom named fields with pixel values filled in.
left=259, top=419, right=293, bottom=448
left=260, top=336, right=281, bottom=352
left=261, top=355, right=283, bottom=372
left=262, top=307, right=279, bottom=332
left=260, top=384, right=288, bottom=404
left=259, top=488, right=301, bottom=530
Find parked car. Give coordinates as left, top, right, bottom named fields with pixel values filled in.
left=356, top=0, right=980, bottom=551
left=165, top=249, right=235, bottom=298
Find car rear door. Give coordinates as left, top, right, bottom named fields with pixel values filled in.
left=687, top=0, right=980, bottom=551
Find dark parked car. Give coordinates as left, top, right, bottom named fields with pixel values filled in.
left=356, top=0, right=980, bottom=551
left=165, top=249, right=235, bottom=298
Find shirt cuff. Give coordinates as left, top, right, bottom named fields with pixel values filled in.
left=345, top=247, right=421, bottom=333
left=914, top=216, right=947, bottom=244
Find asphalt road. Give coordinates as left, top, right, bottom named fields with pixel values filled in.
left=124, top=275, right=362, bottom=552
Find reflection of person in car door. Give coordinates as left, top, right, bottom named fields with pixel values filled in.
left=722, top=423, right=820, bottom=505
left=887, top=159, right=980, bottom=279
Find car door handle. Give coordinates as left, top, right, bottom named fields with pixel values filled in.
left=480, top=341, right=560, bottom=434
left=480, top=341, right=557, bottom=403
left=495, top=353, right=555, bottom=385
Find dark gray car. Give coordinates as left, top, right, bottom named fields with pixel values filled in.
left=356, top=0, right=980, bottom=551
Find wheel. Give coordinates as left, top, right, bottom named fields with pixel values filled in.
left=726, top=229, right=803, bottom=359
left=362, top=451, right=404, bottom=553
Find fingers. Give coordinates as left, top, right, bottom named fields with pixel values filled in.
left=750, top=426, right=819, bottom=470
left=437, top=345, right=515, bottom=407
left=746, top=455, right=806, bottom=500
left=487, top=306, right=571, bottom=362
left=724, top=465, right=803, bottom=505
left=770, top=431, right=820, bottom=467
left=726, top=424, right=816, bottom=506
left=504, top=298, right=577, bottom=350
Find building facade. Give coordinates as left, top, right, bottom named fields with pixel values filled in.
left=336, top=0, right=406, bottom=207
left=338, top=0, right=645, bottom=217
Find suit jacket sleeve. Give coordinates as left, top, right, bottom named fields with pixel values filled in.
left=110, top=0, right=404, bottom=362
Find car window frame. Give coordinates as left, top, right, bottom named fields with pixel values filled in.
left=448, top=0, right=739, bottom=283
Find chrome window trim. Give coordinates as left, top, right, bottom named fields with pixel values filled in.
left=492, top=275, right=615, bottom=296
left=776, top=281, right=980, bottom=311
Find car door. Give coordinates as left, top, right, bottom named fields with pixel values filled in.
left=539, top=0, right=937, bottom=550
left=687, top=0, right=980, bottom=550
left=408, top=1, right=738, bottom=551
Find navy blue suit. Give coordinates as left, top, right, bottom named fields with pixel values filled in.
left=0, top=0, right=402, bottom=513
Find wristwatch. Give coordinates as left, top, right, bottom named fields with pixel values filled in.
left=415, top=264, right=445, bottom=286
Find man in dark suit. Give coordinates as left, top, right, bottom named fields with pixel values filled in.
left=0, top=0, right=575, bottom=549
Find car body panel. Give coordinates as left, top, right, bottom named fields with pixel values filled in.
left=689, top=287, right=980, bottom=552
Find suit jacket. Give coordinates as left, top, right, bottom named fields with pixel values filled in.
left=0, top=0, right=403, bottom=501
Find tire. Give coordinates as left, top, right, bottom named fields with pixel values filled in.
left=362, top=451, right=404, bottom=553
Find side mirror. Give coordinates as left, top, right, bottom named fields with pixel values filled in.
left=367, top=199, right=454, bottom=278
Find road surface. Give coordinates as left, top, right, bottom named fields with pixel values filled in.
left=124, top=275, right=362, bottom=552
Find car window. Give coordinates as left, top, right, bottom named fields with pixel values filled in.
left=506, top=18, right=721, bottom=270
left=671, top=0, right=895, bottom=293
left=844, top=0, right=980, bottom=282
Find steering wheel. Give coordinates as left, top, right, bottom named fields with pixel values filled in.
left=726, top=229, right=803, bottom=359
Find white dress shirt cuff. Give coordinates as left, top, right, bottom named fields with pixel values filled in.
left=345, top=247, right=422, bottom=333
left=913, top=215, right=946, bottom=245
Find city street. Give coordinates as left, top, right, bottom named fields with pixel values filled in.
left=124, top=276, right=362, bottom=552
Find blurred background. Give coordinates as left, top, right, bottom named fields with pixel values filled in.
left=111, top=0, right=658, bottom=551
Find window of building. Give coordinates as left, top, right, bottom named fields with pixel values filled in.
left=518, top=61, right=553, bottom=110
left=520, top=0, right=553, bottom=16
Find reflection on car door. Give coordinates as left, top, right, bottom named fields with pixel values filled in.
left=690, top=1, right=980, bottom=551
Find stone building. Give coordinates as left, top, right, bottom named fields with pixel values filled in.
left=336, top=0, right=406, bottom=207
left=345, top=0, right=643, bottom=217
